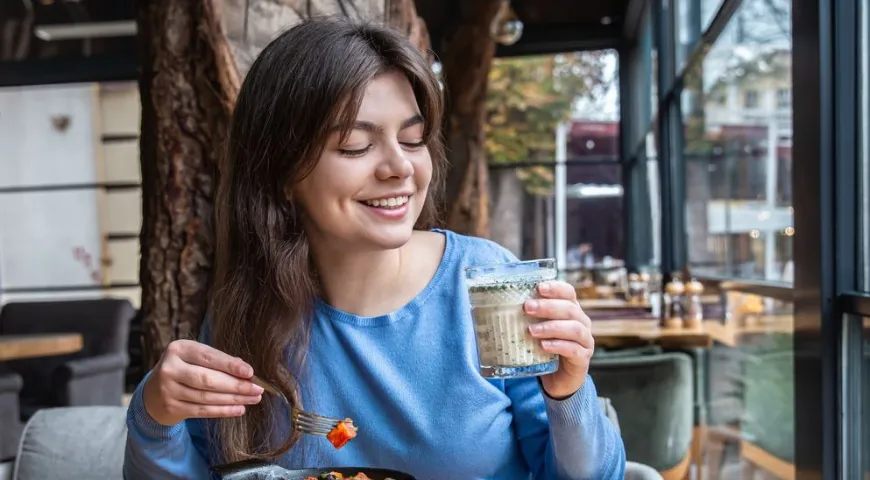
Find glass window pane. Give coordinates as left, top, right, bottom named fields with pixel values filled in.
left=565, top=163, right=624, bottom=267
left=860, top=0, right=870, bottom=291
left=682, top=0, right=793, bottom=282
left=705, top=292, right=795, bottom=479
left=487, top=50, right=619, bottom=166
left=646, top=130, right=662, bottom=269
left=676, top=0, right=729, bottom=71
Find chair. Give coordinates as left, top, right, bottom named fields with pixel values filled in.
left=9, top=402, right=663, bottom=479
left=589, top=352, right=695, bottom=480
left=0, top=372, right=24, bottom=461
left=0, top=298, right=134, bottom=420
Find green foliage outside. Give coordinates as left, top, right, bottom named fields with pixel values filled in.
left=484, top=52, right=610, bottom=195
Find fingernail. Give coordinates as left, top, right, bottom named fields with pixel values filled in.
left=235, top=406, right=246, bottom=415
left=526, top=299, right=539, bottom=312
left=240, top=364, right=253, bottom=377
left=529, top=324, right=543, bottom=334
left=248, top=395, right=262, bottom=404
left=251, top=384, right=264, bottom=394
left=541, top=340, right=554, bottom=348
left=539, top=282, right=551, bottom=294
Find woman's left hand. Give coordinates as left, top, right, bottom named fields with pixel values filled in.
left=524, top=280, right=594, bottom=399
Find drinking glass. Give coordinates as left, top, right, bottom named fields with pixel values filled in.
left=465, top=258, right=560, bottom=378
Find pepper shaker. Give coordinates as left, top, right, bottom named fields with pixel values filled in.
left=684, top=278, right=704, bottom=329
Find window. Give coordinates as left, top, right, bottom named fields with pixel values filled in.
left=744, top=90, right=759, bottom=108
left=485, top=51, right=621, bottom=267
left=646, top=130, right=662, bottom=268
left=676, top=0, right=728, bottom=71
left=776, top=88, right=791, bottom=109
left=861, top=0, right=870, bottom=291
left=682, top=0, right=793, bottom=282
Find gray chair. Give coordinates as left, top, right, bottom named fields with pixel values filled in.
left=0, top=372, right=24, bottom=461
left=0, top=298, right=134, bottom=420
left=590, top=352, right=695, bottom=478
left=9, top=402, right=662, bottom=479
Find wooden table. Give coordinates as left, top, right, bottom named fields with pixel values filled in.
left=579, top=298, right=649, bottom=310
left=592, top=319, right=713, bottom=348
left=0, top=333, right=84, bottom=361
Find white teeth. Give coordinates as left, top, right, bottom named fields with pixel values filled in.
left=363, top=195, right=409, bottom=208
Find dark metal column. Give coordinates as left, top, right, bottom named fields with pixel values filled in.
left=654, top=0, right=687, bottom=278
left=792, top=0, right=861, bottom=475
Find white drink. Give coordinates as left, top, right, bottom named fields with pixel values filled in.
left=466, top=259, right=560, bottom=378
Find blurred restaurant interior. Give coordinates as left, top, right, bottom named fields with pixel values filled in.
left=0, top=0, right=869, bottom=479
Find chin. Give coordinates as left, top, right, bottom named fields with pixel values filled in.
left=367, top=227, right=415, bottom=250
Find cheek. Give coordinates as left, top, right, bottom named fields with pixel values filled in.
left=413, top=153, right=434, bottom=189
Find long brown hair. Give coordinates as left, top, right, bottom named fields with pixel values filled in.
left=208, top=17, right=446, bottom=463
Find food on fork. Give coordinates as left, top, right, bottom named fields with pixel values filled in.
left=326, top=418, right=358, bottom=449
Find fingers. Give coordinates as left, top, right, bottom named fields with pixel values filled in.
left=173, top=363, right=265, bottom=396
left=539, top=338, right=594, bottom=360
left=160, top=398, right=249, bottom=420
left=525, top=298, right=589, bottom=326
left=536, top=281, right=577, bottom=301
left=168, top=340, right=254, bottom=378
left=529, top=319, right=594, bottom=349
left=169, top=382, right=262, bottom=406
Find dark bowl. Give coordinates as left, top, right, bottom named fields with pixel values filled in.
left=212, top=460, right=416, bottom=480
left=279, top=468, right=415, bottom=480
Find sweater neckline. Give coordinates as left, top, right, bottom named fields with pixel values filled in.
left=314, top=229, right=455, bottom=327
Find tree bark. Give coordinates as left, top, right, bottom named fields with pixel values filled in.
left=136, top=0, right=240, bottom=368
left=385, top=0, right=431, bottom=57
left=440, top=1, right=502, bottom=238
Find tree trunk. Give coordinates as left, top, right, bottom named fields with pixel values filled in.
left=136, top=0, right=240, bottom=368
left=440, top=1, right=502, bottom=238
left=385, top=0, right=431, bottom=57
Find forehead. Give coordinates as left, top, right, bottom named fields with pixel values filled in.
left=356, top=70, right=420, bottom=120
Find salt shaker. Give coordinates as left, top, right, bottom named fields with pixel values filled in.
left=684, top=278, right=704, bottom=329
left=663, top=275, right=685, bottom=329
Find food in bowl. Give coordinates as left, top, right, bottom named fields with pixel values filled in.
left=305, top=473, right=394, bottom=480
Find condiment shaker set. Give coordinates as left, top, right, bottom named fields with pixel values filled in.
left=662, top=274, right=704, bottom=329
left=626, top=272, right=651, bottom=306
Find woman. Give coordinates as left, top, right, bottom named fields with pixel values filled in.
left=124, top=17, right=626, bottom=480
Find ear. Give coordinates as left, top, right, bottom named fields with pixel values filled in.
left=283, top=183, right=293, bottom=202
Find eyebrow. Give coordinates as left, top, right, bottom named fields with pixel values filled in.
left=335, top=114, right=424, bottom=134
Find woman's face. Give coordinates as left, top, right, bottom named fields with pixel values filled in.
left=294, top=70, right=433, bottom=252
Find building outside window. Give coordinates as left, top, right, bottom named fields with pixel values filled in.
left=683, top=0, right=793, bottom=282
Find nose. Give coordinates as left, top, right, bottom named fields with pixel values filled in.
left=375, top=141, right=414, bottom=180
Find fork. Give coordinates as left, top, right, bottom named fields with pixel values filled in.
left=250, top=374, right=348, bottom=437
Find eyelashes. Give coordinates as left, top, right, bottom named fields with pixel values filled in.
left=338, top=141, right=425, bottom=158
left=339, top=146, right=371, bottom=157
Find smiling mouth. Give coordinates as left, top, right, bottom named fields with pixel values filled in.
left=360, top=195, right=411, bottom=209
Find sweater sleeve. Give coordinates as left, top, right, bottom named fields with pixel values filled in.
left=506, top=375, right=626, bottom=480
left=123, top=371, right=213, bottom=479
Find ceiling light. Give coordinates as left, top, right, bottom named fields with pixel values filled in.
left=34, top=21, right=137, bottom=41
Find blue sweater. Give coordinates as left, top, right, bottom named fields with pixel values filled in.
left=124, top=230, right=626, bottom=479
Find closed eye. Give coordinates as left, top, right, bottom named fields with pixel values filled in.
left=401, top=141, right=425, bottom=149
left=339, top=145, right=372, bottom=157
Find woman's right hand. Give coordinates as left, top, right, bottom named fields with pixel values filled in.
left=142, top=339, right=265, bottom=426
